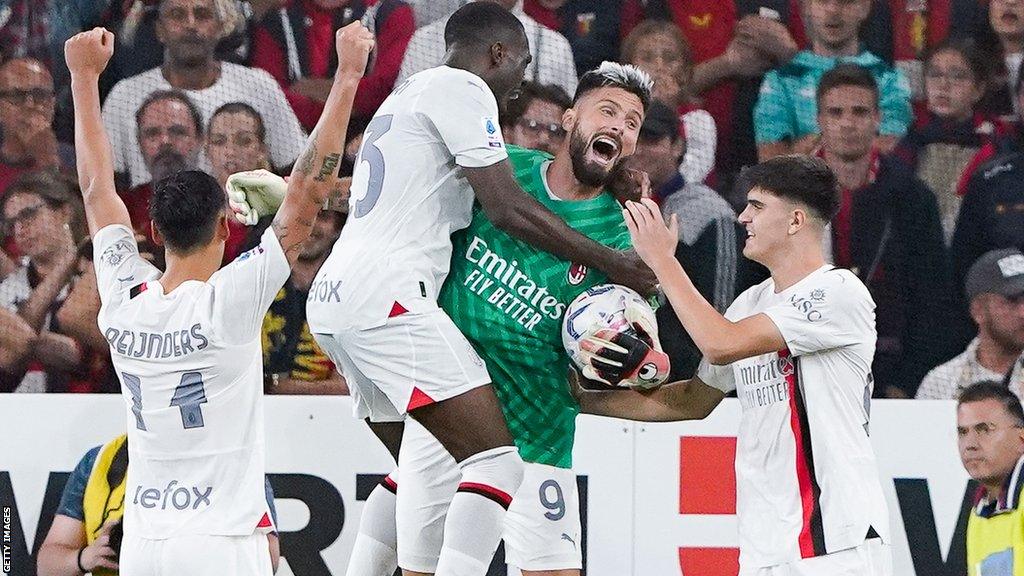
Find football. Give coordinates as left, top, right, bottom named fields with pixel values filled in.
left=562, top=284, right=660, bottom=386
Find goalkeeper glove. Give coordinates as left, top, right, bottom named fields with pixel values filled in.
left=579, top=326, right=670, bottom=389
left=226, top=169, right=287, bottom=226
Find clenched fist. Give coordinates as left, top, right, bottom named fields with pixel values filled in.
left=65, top=28, right=114, bottom=78
left=336, top=21, right=376, bottom=78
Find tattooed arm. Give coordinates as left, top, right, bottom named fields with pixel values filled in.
left=272, top=23, right=374, bottom=265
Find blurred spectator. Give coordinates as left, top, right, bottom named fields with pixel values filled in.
left=951, top=63, right=1024, bottom=339
left=100, top=0, right=251, bottom=93
left=621, top=20, right=716, bottom=185
left=862, top=0, right=989, bottom=103
left=0, top=1, right=111, bottom=122
left=101, top=0, right=305, bottom=189
left=404, top=0, right=461, bottom=27
left=918, top=249, right=1024, bottom=400
left=119, top=90, right=204, bottom=267
left=398, top=0, right=578, bottom=96
left=262, top=202, right=350, bottom=395
left=500, top=81, right=571, bottom=154
left=248, top=0, right=416, bottom=131
left=628, top=101, right=740, bottom=379
left=0, top=172, right=108, bottom=393
left=522, top=0, right=623, bottom=76
left=37, top=434, right=281, bottom=575
left=817, top=64, right=951, bottom=397
left=620, top=1, right=806, bottom=185
left=957, top=382, right=1024, bottom=576
left=976, top=0, right=1024, bottom=119
left=893, top=39, right=1010, bottom=243
left=754, top=0, right=912, bottom=161
left=206, top=102, right=271, bottom=262
left=0, top=58, right=73, bottom=196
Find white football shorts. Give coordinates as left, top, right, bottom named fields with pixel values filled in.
left=119, top=532, right=274, bottom=575
left=395, top=419, right=582, bottom=573
left=312, top=309, right=490, bottom=422
left=740, top=538, right=893, bottom=576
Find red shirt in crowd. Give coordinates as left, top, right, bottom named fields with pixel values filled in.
left=249, top=0, right=416, bottom=130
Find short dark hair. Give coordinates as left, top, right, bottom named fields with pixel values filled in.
left=959, top=381, right=1024, bottom=426
left=574, top=62, right=654, bottom=112
left=209, top=102, right=267, bottom=143
left=739, top=155, right=839, bottom=221
left=816, top=64, right=879, bottom=108
left=150, top=170, right=226, bottom=254
left=501, top=82, right=572, bottom=129
left=136, top=90, right=204, bottom=136
left=444, top=2, right=525, bottom=51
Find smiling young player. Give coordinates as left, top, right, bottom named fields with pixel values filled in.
left=578, top=155, right=894, bottom=576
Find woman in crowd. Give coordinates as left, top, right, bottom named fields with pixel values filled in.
left=205, top=102, right=272, bottom=263
left=893, top=39, right=1011, bottom=242
left=621, top=20, right=717, bottom=189
left=0, top=171, right=108, bottom=392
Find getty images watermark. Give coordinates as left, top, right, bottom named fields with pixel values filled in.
left=3, top=505, right=11, bottom=574
left=2, top=502, right=10, bottom=569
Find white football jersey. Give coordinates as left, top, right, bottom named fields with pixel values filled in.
left=308, top=66, right=507, bottom=332
left=93, top=224, right=290, bottom=539
left=698, top=266, right=891, bottom=568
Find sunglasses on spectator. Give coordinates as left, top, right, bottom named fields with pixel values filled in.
left=1, top=202, right=47, bottom=236
left=0, top=88, right=54, bottom=105
left=516, top=118, right=566, bottom=139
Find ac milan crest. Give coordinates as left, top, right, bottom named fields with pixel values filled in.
left=567, top=263, right=588, bottom=285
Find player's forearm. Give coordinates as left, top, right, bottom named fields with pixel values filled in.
left=579, top=380, right=717, bottom=422
left=277, top=75, right=359, bottom=260
left=653, top=257, right=751, bottom=364
left=70, top=76, right=117, bottom=212
left=474, top=173, right=622, bottom=272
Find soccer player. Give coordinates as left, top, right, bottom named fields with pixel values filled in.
left=577, top=155, right=894, bottom=576
left=65, top=23, right=372, bottom=573
left=343, top=62, right=658, bottom=576
left=307, top=4, right=653, bottom=575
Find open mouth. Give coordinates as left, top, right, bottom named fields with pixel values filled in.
left=590, top=135, right=620, bottom=165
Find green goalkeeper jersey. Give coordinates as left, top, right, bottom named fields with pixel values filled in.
left=439, top=145, right=631, bottom=468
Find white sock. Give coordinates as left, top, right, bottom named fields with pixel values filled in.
left=434, top=447, right=524, bottom=576
left=345, top=473, right=399, bottom=576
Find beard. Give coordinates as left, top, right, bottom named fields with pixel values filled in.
left=568, top=126, right=625, bottom=188
left=149, top=148, right=189, bottom=181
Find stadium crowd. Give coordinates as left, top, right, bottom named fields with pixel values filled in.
left=0, top=0, right=1023, bottom=404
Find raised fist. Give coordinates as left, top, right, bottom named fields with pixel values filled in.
left=336, top=21, right=376, bottom=78
left=65, top=28, right=114, bottom=77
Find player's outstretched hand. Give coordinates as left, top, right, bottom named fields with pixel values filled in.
left=65, top=28, right=114, bottom=78
left=609, top=167, right=652, bottom=205
left=336, top=21, right=376, bottom=78
left=226, top=169, right=288, bottom=225
left=622, top=198, right=679, bottom=275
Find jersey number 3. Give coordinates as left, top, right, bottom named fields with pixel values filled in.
left=123, top=372, right=208, bottom=431
left=353, top=114, right=393, bottom=218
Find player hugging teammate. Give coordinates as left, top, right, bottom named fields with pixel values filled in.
left=344, top=62, right=660, bottom=576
